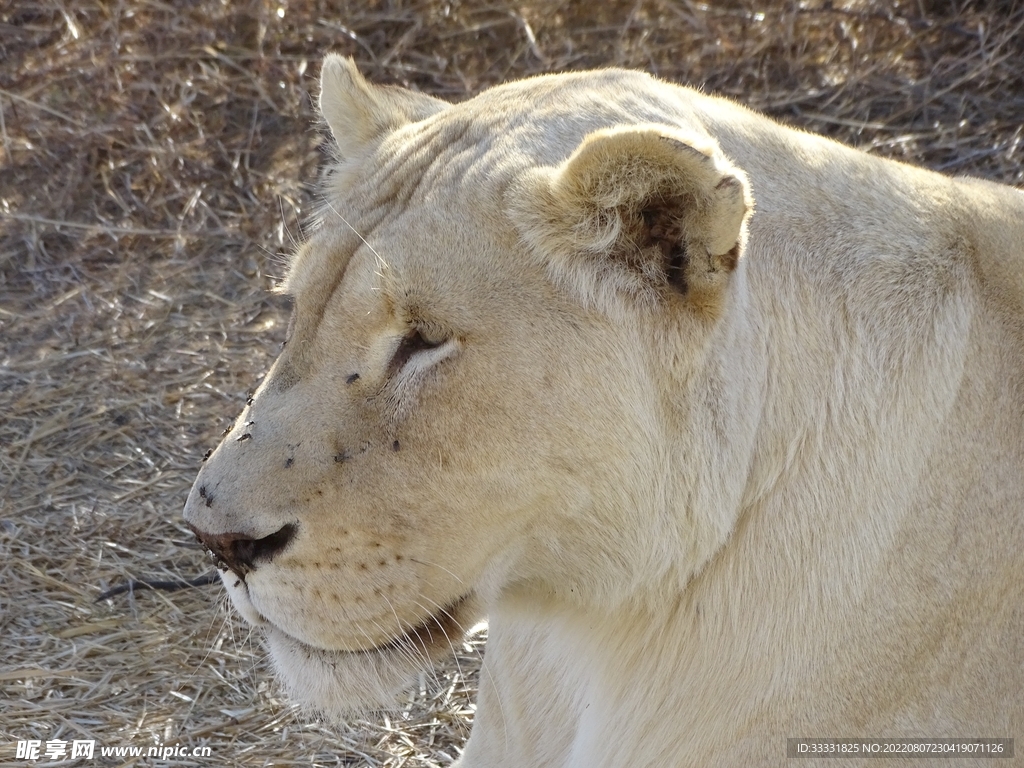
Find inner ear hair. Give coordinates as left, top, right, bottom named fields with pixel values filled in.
left=641, top=200, right=691, bottom=293
left=510, top=125, right=752, bottom=315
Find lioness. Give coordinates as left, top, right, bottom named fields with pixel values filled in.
left=184, top=57, right=1024, bottom=766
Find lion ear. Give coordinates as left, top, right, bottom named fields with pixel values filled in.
left=319, top=55, right=449, bottom=158
left=512, top=125, right=753, bottom=313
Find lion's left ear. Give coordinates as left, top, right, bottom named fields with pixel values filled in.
left=319, top=55, right=449, bottom=159
left=511, top=125, right=753, bottom=314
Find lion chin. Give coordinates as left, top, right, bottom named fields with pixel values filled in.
left=203, top=562, right=482, bottom=716
left=184, top=55, right=1024, bottom=767
left=264, top=596, right=479, bottom=718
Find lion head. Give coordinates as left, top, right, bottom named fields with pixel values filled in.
left=183, top=56, right=754, bottom=716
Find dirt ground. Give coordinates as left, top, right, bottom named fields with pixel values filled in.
left=2, top=1, right=1022, bottom=765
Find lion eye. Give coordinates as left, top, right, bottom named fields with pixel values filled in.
left=389, top=328, right=445, bottom=374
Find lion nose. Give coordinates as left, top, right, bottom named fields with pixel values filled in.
left=189, top=523, right=296, bottom=577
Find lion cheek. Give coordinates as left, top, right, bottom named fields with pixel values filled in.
left=243, top=554, right=415, bottom=652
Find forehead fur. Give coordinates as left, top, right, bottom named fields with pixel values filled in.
left=301, top=63, right=754, bottom=324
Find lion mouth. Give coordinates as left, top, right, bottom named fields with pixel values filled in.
left=262, top=592, right=479, bottom=715
left=270, top=594, right=472, bottom=658
left=370, top=594, right=470, bottom=655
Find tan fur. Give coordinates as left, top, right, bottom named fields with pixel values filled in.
left=184, top=56, right=1024, bottom=767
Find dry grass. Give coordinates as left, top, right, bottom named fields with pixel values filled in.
left=1, top=0, right=1022, bottom=765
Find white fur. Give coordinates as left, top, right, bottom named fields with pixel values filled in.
left=183, top=58, right=1024, bottom=767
